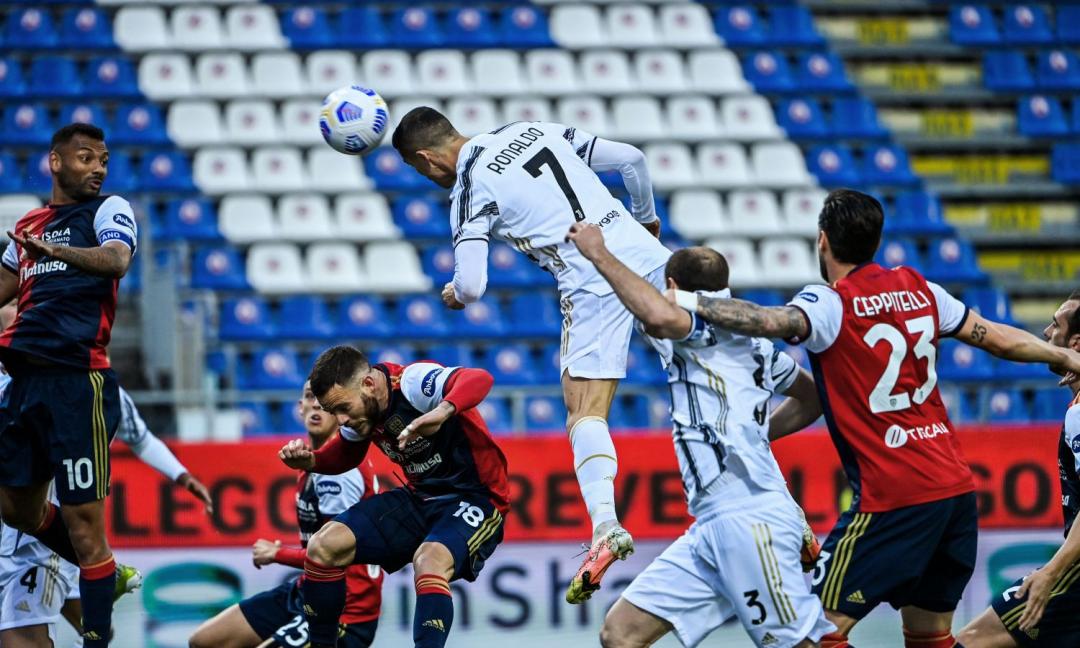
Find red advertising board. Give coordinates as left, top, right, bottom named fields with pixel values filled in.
left=106, top=425, right=1063, bottom=548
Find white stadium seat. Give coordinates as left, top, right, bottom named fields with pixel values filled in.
left=551, top=5, right=605, bottom=48
left=644, top=143, right=696, bottom=190
left=334, top=193, right=399, bottom=241
left=219, top=195, right=276, bottom=243
left=525, top=50, right=580, bottom=95
left=688, top=50, right=749, bottom=94
left=139, top=54, right=193, bottom=100
left=193, top=147, right=250, bottom=194
left=705, top=237, right=761, bottom=287
left=697, top=143, right=751, bottom=188
left=306, top=244, right=366, bottom=293
left=224, top=5, right=285, bottom=50
left=605, top=4, right=658, bottom=48
left=760, top=238, right=817, bottom=285
left=666, top=96, right=720, bottom=140
left=360, top=51, right=415, bottom=98
left=658, top=4, right=718, bottom=46
left=167, top=101, right=223, bottom=147
left=251, top=52, right=306, bottom=98
left=114, top=7, right=169, bottom=51
left=752, top=142, right=812, bottom=187
left=307, top=148, right=369, bottom=192
left=307, top=51, right=358, bottom=96
left=0, top=195, right=41, bottom=235
left=170, top=6, right=224, bottom=50
left=247, top=244, right=306, bottom=294
left=669, top=190, right=727, bottom=239
left=364, top=242, right=432, bottom=293
left=389, top=97, right=443, bottom=133
left=556, top=97, right=612, bottom=138
left=447, top=99, right=499, bottom=136
left=195, top=53, right=249, bottom=99
left=472, top=50, right=526, bottom=96
left=721, top=95, right=781, bottom=140
left=224, top=100, right=279, bottom=145
left=580, top=50, right=634, bottom=95
left=278, top=194, right=335, bottom=241
left=251, top=147, right=307, bottom=193
left=280, top=100, right=322, bottom=145
left=416, top=50, right=471, bottom=96
left=726, top=189, right=782, bottom=236
left=502, top=97, right=553, bottom=124
left=634, top=50, right=688, bottom=94
left=782, top=188, right=826, bottom=236
left=612, top=96, right=665, bottom=140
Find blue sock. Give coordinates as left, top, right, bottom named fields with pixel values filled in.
left=79, top=556, right=115, bottom=648
left=414, top=574, right=454, bottom=648
left=30, top=502, right=79, bottom=564
left=303, top=558, right=347, bottom=647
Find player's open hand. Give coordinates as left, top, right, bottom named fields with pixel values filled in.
left=7, top=229, right=54, bottom=260
left=1015, top=566, right=1056, bottom=631
left=279, top=439, right=316, bottom=471
left=177, top=472, right=214, bottom=515
left=252, top=539, right=281, bottom=569
left=441, top=282, right=466, bottom=310
left=565, top=223, right=606, bottom=260
left=1055, top=349, right=1080, bottom=386
left=398, top=403, right=455, bottom=449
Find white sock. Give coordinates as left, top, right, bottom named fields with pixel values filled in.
left=570, top=416, right=619, bottom=535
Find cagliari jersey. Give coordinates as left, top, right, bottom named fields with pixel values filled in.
left=643, top=289, right=800, bottom=517
left=1060, top=392, right=1080, bottom=536
left=788, top=263, right=974, bottom=512
left=0, top=195, right=137, bottom=370
left=450, top=121, right=670, bottom=296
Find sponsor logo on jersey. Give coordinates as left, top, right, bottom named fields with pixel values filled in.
left=1071, top=436, right=1080, bottom=454
left=421, top=369, right=440, bottom=397
left=852, top=289, right=931, bottom=318
left=43, top=227, right=71, bottom=245
left=113, top=213, right=136, bottom=230
left=846, top=590, right=866, bottom=604
left=796, top=291, right=819, bottom=303
left=21, top=260, right=68, bottom=280
left=760, top=633, right=779, bottom=646
left=485, top=126, right=546, bottom=175
left=884, top=421, right=950, bottom=449
left=15, top=600, right=29, bottom=613
left=316, top=481, right=343, bottom=497
left=404, top=453, right=443, bottom=474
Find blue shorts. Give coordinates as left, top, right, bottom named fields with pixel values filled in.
left=0, top=367, right=120, bottom=504
left=238, top=577, right=377, bottom=647
left=991, top=562, right=1080, bottom=646
left=335, top=487, right=504, bottom=582
left=811, top=492, right=977, bottom=619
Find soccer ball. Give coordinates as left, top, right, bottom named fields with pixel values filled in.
left=319, top=85, right=390, bottom=156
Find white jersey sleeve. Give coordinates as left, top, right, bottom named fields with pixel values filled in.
left=1067, top=404, right=1080, bottom=475
left=399, top=362, right=460, bottom=413
left=312, top=469, right=366, bottom=517
left=116, top=387, right=188, bottom=481
left=1, top=240, right=17, bottom=273
left=787, top=284, right=843, bottom=353
left=927, top=281, right=970, bottom=337
left=115, top=387, right=149, bottom=446
left=558, top=124, right=598, bottom=164
left=769, top=344, right=800, bottom=394
left=93, top=195, right=138, bottom=254
left=450, top=147, right=499, bottom=247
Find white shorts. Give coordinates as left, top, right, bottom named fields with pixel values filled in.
left=0, top=552, right=78, bottom=635
left=621, top=491, right=834, bottom=648
left=560, top=265, right=667, bottom=379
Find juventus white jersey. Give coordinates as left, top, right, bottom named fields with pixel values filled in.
left=644, top=289, right=801, bottom=517
left=450, top=121, right=670, bottom=296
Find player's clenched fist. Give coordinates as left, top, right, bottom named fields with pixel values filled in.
left=564, top=223, right=606, bottom=260
left=441, top=282, right=466, bottom=310
left=279, top=438, right=316, bottom=470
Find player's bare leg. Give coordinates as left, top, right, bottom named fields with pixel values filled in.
left=412, top=541, right=456, bottom=648
left=900, top=606, right=961, bottom=648
left=956, top=608, right=1018, bottom=648
left=188, top=604, right=265, bottom=648
left=599, top=597, right=673, bottom=648
left=0, top=481, right=54, bottom=537
left=62, top=599, right=82, bottom=633
left=0, top=624, right=54, bottom=648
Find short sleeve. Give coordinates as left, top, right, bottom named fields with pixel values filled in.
left=769, top=345, right=800, bottom=393
left=1067, top=405, right=1080, bottom=475
left=313, top=471, right=366, bottom=517
left=450, top=147, right=497, bottom=246
left=400, top=362, right=460, bottom=413
left=93, top=195, right=138, bottom=254
left=1, top=240, right=17, bottom=273
left=787, top=284, right=843, bottom=354
left=927, top=281, right=970, bottom=337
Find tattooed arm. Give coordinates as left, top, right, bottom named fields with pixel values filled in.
left=8, top=229, right=131, bottom=278
left=956, top=310, right=1080, bottom=378
left=676, top=293, right=810, bottom=341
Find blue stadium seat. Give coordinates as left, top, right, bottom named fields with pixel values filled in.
left=984, top=52, right=1035, bottom=91
left=625, top=344, right=664, bottom=386
left=337, top=8, right=389, bottom=49
left=281, top=398, right=307, bottom=434
left=937, top=339, right=994, bottom=381
left=776, top=98, right=828, bottom=138
left=393, top=196, right=451, bottom=239
left=525, top=396, right=563, bottom=432
left=924, top=238, right=986, bottom=284
left=738, top=289, right=786, bottom=307
left=499, top=6, right=553, bottom=48
left=2, top=103, right=53, bottom=146
left=5, top=8, right=58, bottom=49
left=1036, top=50, right=1080, bottom=91
left=477, top=398, right=513, bottom=435
left=365, top=148, right=427, bottom=190
left=981, top=388, right=1031, bottom=423
left=276, top=296, right=337, bottom=340
left=85, top=57, right=139, bottom=98
left=112, top=102, right=169, bottom=146
left=831, top=97, right=887, bottom=139
left=140, top=151, right=194, bottom=192
left=206, top=350, right=228, bottom=377
left=1073, top=101, right=1080, bottom=134
left=949, top=5, right=999, bottom=45
left=537, top=342, right=563, bottom=384
left=163, top=198, right=220, bottom=241
left=236, top=402, right=277, bottom=437
left=59, top=102, right=105, bottom=128
left=1033, top=388, right=1068, bottom=421
left=875, top=238, right=923, bottom=270
left=191, top=247, right=249, bottom=290
left=445, top=7, right=498, bottom=48
left=610, top=395, right=650, bottom=431
left=60, top=8, right=114, bottom=49
left=103, top=151, right=138, bottom=194
left=371, top=345, right=416, bottom=366
left=889, top=191, right=952, bottom=235
left=249, top=348, right=305, bottom=391
left=422, top=343, right=473, bottom=368
left=488, top=243, right=544, bottom=288
left=1003, top=4, right=1052, bottom=44
left=22, top=152, right=53, bottom=194
left=795, top=53, right=852, bottom=92
left=994, top=357, right=1047, bottom=380
left=646, top=393, right=672, bottom=428
left=1059, top=5, right=1080, bottom=44
left=0, top=59, right=26, bottom=98
left=396, top=294, right=450, bottom=338
left=768, top=5, right=824, bottom=46
left=389, top=7, right=444, bottom=48
left=1051, top=143, right=1080, bottom=183
left=714, top=6, right=766, bottom=46
left=118, top=250, right=142, bottom=294
left=807, top=145, right=860, bottom=187
left=1018, top=95, right=1067, bottom=136
left=421, top=244, right=455, bottom=285
left=510, top=292, right=561, bottom=337
left=742, top=52, right=794, bottom=93
left=451, top=300, right=507, bottom=339
left=966, top=287, right=1015, bottom=325
left=219, top=297, right=276, bottom=340
left=0, top=154, right=23, bottom=193
left=862, top=145, right=918, bottom=187
left=336, top=296, right=392, bottom=339
left=28, top=57, right=81, bottom=98
left=282, top=7, right=333, bottom=49
left=939, top=386, right=977, bottom=423
left=484, top=344, right=538, bottom=385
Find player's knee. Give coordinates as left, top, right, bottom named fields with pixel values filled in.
left=598, top=621, right=638, bottom=648
left=412, top=542, right=454, bottom=579
left=187, top=627, right=213, bottom=648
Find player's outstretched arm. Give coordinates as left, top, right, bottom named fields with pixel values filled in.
left=566, top=223, right=689, bottom=338
left=586, top=137, right=659, bottom=233
left=1016, top=512, right=1080, bottom=631
left=280, top=435, right=370, bottom=475
left=769, top=368, right=821, bottom=442
left=670, top=291, right=809, bottom=341
left=956, top=310, right=1080, bottom=381
left=8, top=230, right=131, bottom=278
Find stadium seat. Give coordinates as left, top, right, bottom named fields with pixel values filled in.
left=645, top=143, right=697, bottom=190
left=445, top=7, right=498, bottom=48
left=613, top=97, right=665, bottom=140
left=722, top=95, right=782, bottom=140
left=581, top=50, right=634, bottom=95
left=509, top=292, right=561, bottom=337
left=308, top=149, right=369, bottom=192
left=688, top=50, right=748, bottom=94
left=219, top=195, right=275, bottom=243
left=390, top=7, right=444, bottom=48
left=224, top=101, right=278, bottom=145
left=305, top=243, right=366, bottom=293
left=1036, top=50, right=1080, bottom=91
left=277, top=194, right=333, bottom=241
left=477, top=398, right=513, bottom=435
left=447, top=98, right=500, bottom=136
left=371, top=346, right=416, bottom=367
left=393, top=197, right=451, bottom=239
left=875, top=238, right=922, bottom=269
left=140, top=151, right=194, bottom=192
left=499, top=5, right=553, bottom=48
left=235, top=402, right=276, bottom=436
left=1051, top=143, right=1080, bottom=184
left=1033, top=388, right=1068, bottom=421
left=728, top=189, right=781, bottom=236
left=831, top=97, right=887, bottom=139
left=949, top=5, right=999, bottom=45
left=550, top=4, right=604, bottom=48
left=225, top=5, right=285, bottom=50
left=983, top=51, right=1035, bottom=91
left=1072, top=101, right=1080, bottom=136
left=334, top=193, right=398, bottom=241
left=0, top=194, right=41, bottom=229
left=61, top=8, right=113, bottom=49
left=5, top=8, right=58, bottom=49
left=163, top=198, right=219, bottom=241
left=937, top=338, right=994, bottom=381
left=994, top=356, right=1047, bottom=380
left=194, top=148, right=250, bottom=194
left=219, top=297, right=275, bottom=340
left=336, top=296, right=392, bottom=339
left=22, top=153, right=53, bottom=194
left=796, top=53, right=853, bottom=92
left=965, top=286, right=1015, bottom=325
left=167, top=101, right=224, bottom=147
left=364, top=242, right=432, bottom=292
left=777, top=99, right=827, bottom=139
left=781, top=188, right=826, bottom=236
left=280, top=101, right=321, bottom=145
left=114, top=7, right=169, bottom=51
left=981, top=388, right=1031, bottom=423
left=104, top=152, right=138, bottom=194
left=2, top=104, right=53, bottom=146
left=658, top=4, right=718, bottom=46
left=248, top=349, right=305, bottom=391
left=252, top=147, right=307, bottom=193
left=0, top=156, right=24, bottom=193
left=251, top=53, right=306, bottom=98
left=606, top=4, right=659, bottom=48
left=396, top=295, right=450, bottom=338
left=195, top=53, right=250, bottom=99
left=452, top=301, right=507, bottom=340
left=171, top=5, right=224, bottom=50
left=610, top=395, right=650, bottom=430
left=488, top=243, right=544, bottom=288
left=740, top=289, right=786, bottom=307
left=760, top=239, right=817, bottom=285
left=636, top=50, right=689, bottom=95
left=769, top=5, right=824, bottom=46
left=0, top=59, right=26, bottom=99
left=28, top=57, right=81, bottom=98
left=139, top=54, right=194, bottom=100
left=308, top=51, right=359, bottom=96
left=556, top=97, right=612, bottom=138
left=705, top=237, right=761, bottom=287
left=1003, top=4, right=1052, bottom=44
left=666, top=96, right=720, bottom=141
left=525, top=50, right=580, bottom=95
left=807, top=145, right=861, bottom=187
left=282, top=7, right=332, bottom=49
left=502, top=97, right=553, bottom=123
left=416, top=50, right=471, bottom=96
left=365, top=148, right=425, bottom=190
left=390, top=96, right=443, bottom=133
left=247, top=243, right=307, bottom=294
left=862, top=145, right=918, bottom=187
left=625, top=344, right=664, bottom=386
left=697, top=143, right=751, bottom=188
left=525, top=396, right=563, bottom=432
left=1059, top=5, right=1080, bottom=44
left=925, top=238, right=986, bottom=284
left=890, top=191, right=952, bottom=235
left=473, top=50, right=526, bottom=96
left=191, top=247, right=248, bottom=290
left=420, top=343, right=472, bottom=368
left=743, top=52, right=794, bottom=93
left=421, top=244, right=455, bottom=286
left=484, top=344, right=537, bottom=385
left=670, top=190, right=727, bottom=239
left=337, top=8, right=388, bottom=50
left=85, top=57, right=138, bottom=98
left=1017, top=95, right=1067, bottom=136
left=714, top=6, right=766, bottom=46
left=752, top=142, right=812, bottom=187
left=939, top=386, right=977, bottom=423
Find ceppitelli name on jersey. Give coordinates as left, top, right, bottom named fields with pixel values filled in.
left=484, top=126, right=545, bottom=175
left=852, top=289, right=932, bottom=318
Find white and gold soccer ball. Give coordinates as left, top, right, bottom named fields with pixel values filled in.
left=319, top=85, right=390, bottom=156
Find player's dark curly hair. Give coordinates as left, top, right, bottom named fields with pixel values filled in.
left=308, top=345, right=370, bottom=399
left=1068, top=288, right=1080, bottom=339
left=391, top=107, right=459, bottom=156
left=818, top=189, right=884, bottom=265
left=51, top=123, right=105, bottom=151
left=665, top=247, right=729, bottom=292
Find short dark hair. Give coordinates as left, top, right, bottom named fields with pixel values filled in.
left=308, top=345, right=370, bottom=399
left=819, top=189, right=884, bottom=265
left=391, top=107, right=458, bottom=156
left=665, top=247, right=729, bottom=292
left=51, top=123, right=105, bottom=151
left=1067, top=288, right=1080, bottom=339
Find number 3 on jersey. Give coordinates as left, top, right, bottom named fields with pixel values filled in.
left=862, top=315, right=938, bottom=414
left=524, top=148, right=585, bottom=222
